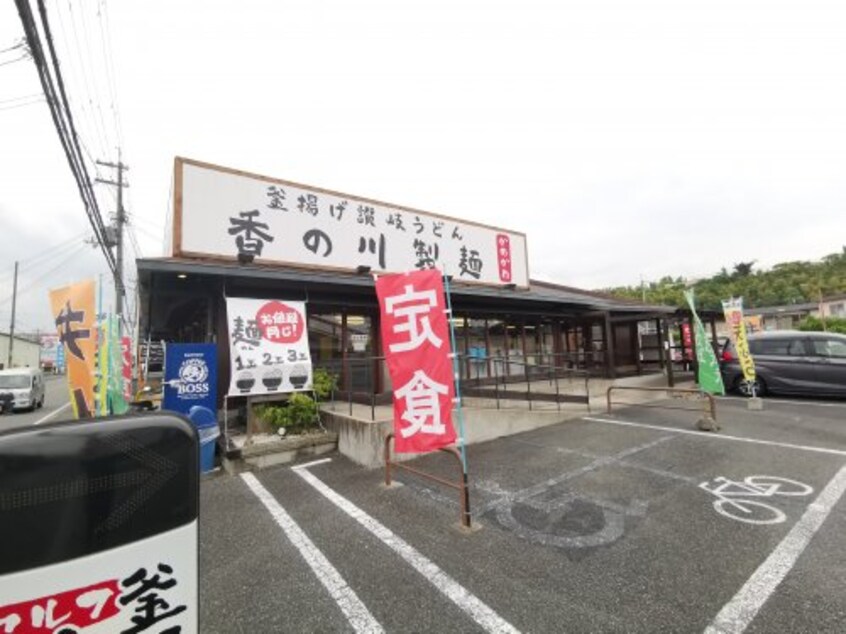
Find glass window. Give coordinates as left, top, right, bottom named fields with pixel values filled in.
left=308, top=314, right=344, bottom=366
left=0, top=375, right=30, bottom=389
left=345, top=315, right=375, bottom=391
left=753, top=338, right=805, bottom=356
left=811, top=339, right=846, bottom=359
left=485, top=320, right=509, bottom=378
left=467, top=319, right=490, bottom=380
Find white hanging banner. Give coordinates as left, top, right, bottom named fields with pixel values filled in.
left=225, top=298, right=312, bottom=397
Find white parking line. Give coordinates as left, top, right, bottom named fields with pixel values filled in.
left=584, top=416, right=846, bottom=457
left=33, top=402, right=71, bottom=425
left=240, top=472, right=384, bottom=634
left=704, top=465, right=846, bottom=634
left=293, top=463, right=521, bottom=634
left=716, top=396, right=846, bottom=409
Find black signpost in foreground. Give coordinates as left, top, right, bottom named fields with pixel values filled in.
left=0, top=414, right=199, bottom=633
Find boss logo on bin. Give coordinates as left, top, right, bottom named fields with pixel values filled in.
left=177, top=357, right=210, bottom=396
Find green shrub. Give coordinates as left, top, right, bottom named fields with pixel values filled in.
left=311, top=368, right=338, bottom=401
left=255, top=393, right=318, bottom=433
left=798, top=316, right=846, bottom=335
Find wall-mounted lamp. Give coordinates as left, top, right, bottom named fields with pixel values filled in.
left=237, top=253, right=255, bottom=265
left=356, top=265, right=371, bottom=274
left=503, top=283, right=517, bottom=290
left=177, top=274, right=187, bottom=279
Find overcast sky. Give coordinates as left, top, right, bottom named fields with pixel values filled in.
left=1, top=0, right=845, bottom=333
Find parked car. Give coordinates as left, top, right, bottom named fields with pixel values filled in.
left=720, top=330, right=846, bottom=397
left=0, top=367, right=46, bottom=412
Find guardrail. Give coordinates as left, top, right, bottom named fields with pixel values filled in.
left=606, top=385, right=718, bottom=430
left=384, top=433, right=472, bottom=529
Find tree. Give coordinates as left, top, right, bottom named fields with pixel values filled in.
left=599, top=251, right=846, bottom=310
left=733, top=261, right=755, bottom=278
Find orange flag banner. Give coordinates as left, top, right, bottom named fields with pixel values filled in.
left=49, top=280, right=97, bottom=418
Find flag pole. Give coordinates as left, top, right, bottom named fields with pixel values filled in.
left=442, top=270, right=469, bottom=474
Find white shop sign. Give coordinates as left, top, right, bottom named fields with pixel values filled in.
left=0, top=523, right=197, bottom=633
left=174, top=157, right=529, bottom=287
left=225, top=297, right=313, bottom=396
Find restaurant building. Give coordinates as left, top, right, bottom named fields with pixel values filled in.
left=137, top=158, right=683, bottom=407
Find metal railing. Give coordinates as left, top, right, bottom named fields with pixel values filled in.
left=314, top=353, right=591, bottom=419
left=384, top=433, right=472, bottom=529
left=606, top=386, right=717, bottom=423
left=315, top=356, right=387, bottom=421
left=461, top=355, right=591, bottom=412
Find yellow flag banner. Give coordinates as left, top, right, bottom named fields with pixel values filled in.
left=49, top=280, right=97, bottom=418
left=722, top=297, right=756, bottom=383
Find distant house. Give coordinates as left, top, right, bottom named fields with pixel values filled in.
left=0, top=333, right=41, bottom=370
left=819, top=294, right=846, bottom=319
left=745, top=302, right=818, bottom=331
left=727, top=293, right=846, bottom=332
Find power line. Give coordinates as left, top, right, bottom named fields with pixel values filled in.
left=0, top=40, right=25, bottom=55
left=127, top=223, right=144, bottom=259
left=0, top=232, right=89, bottom=284
left=0, top=93, right=43, bottom=105
left=0, top=242, right=88, bottom=308
left=54, top=1, right=111, bottom=166
left=79, top=1, right=116, bottom=154
left=14, top=0, right=116, bottom=278
left=97, top=0, right=123, bottom=147
left=0, top=97, right=44, bottom=111
left=0, top=55, right=29, bottom=68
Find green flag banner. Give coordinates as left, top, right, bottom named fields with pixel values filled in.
left=107, top=315, right=129, bottom=415
left=683, top=290, right=725, bottom=395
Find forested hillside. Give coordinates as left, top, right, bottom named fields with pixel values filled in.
left=602, top=247, right=846, bottom=311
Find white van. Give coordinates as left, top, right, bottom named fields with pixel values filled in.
left=0, top=368, right=45, bottom=413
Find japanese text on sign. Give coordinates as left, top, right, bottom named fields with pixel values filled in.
left=175, top=158, right=529, bottom=286
left=376, top=269, right=457, bottom=453
left=226, top=298, right=313, bottom=396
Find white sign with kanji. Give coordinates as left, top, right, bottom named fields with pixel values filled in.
left=0, top=522, right=197, bottom=633
left=174, top=157, right=529, bottom=287
left=225, top=297, right=313, bottom=397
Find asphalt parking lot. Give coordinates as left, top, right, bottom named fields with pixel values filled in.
left=200, top=396, right=846, bottom=633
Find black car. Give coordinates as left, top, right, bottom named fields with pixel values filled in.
left=720, top=330, right=846, bottom=397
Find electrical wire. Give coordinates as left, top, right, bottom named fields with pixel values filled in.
left=0, top=233, right=85, bottom=284
left=53, top=1, right=110, bottom=166
left=98, top=0, right=123, bottom=147
left=0, top=41, right=25, bottom=55
left=65, top=1, right=112, bottom=158
left=14, top=0, right=116, bottom=277
left=0, top=55, right=29, bottom=68
left=0, top=92, right=43, bottom=104
left=0, top=97, right=44, bottom=111
left=79, top=0, right=116, bottom=155
left=127, top=223, right=144, bottom=259
left=0, top=242, right=89, bottom=308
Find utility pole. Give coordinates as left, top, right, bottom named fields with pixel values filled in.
left=7, top=261, right=18, bottom=368
left=96, top=152, right=129, bottom=337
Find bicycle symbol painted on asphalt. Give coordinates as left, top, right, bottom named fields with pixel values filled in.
left=476, top=479, right=648, bottom=550
left=699, top=475, right=814, bottom=525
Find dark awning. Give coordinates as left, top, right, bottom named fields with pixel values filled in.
left=136, top=257, right=675, bottom=319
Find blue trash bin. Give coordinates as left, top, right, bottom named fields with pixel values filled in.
left=188, top=405, right=219, bottom=473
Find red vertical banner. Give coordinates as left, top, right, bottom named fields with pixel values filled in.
left=496, top=233, right=512, bottom=282
left=376, top=269, right=457, bottom=453
left=681, top=322, right=693, bottom=361
left=121, top=336, right=133, bottom=401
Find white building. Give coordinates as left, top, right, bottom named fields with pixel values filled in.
left=0, top=333, right=41, bottom=370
